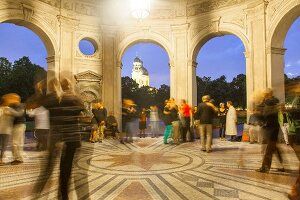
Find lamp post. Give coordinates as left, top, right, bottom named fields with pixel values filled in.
left=130, top=0, right=150, bottom=20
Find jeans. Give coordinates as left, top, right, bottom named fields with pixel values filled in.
left=198, top=124, right=213, bottom=151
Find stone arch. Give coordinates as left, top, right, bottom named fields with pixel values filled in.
left=0, top=7, right=58, bottom=74
left=266, top=2, right=300, bottom=102
left=189, top=25, right=249, bottom=61
left=268, top=2, right=300, bottom=48
left=189, top=24, right=250, bottom=108
left=117, top=31, right=173, bottom=65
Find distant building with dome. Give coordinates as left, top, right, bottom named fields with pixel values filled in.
left=131, top=56, right=150, bottom=88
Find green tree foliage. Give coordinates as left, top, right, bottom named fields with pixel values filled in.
left=197, top=74, right=246, bottom=108
left=121, top=77, right=170, bottom=110
left=0, top=56, right=47, bottom=101
left=0, top=57, right=12, bottom=95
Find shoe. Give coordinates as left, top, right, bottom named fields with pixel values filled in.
left=11, top=160, right=23, bottom=165
left=206, top=150, right=212, bottom=153
left=255, top=167, right=269, bottom=173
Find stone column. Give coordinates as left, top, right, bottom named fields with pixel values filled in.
left=171, top=24, right=190, bottom=104
left=57, top=15, right=79, bottom=80
left=188, top=60, right=197, bottom=106
left=102, top=27, right=121, bottom=121
left=266, top=47, right=286, bottom=102
left=245, top=1, right=268, bottom=101
left=46, top=55, right=59, bottom=80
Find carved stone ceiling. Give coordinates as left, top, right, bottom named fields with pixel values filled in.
left=36, top=0, right=249, bottom=18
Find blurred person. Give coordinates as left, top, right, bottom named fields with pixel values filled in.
left=248, top=106, right=263, bottom=144
left=149, top=105, right=160, bottom=138
left=106, top=111, right=120, bottom=139
left=33, top=77, right=85, bottom=200
left=139, top=108, right=147, bottom=138
left=181, top=99, right=194, bottom=142
left=192, top=106, right=200, bottom=138
left=163, top=100, right=172, bottom=144
left=218, top=102, right=227, bottom=141
left=27, top=80, right=50, bottom=151
left=225, top=101, right=238, bottom=141
left=91, top=100, right=107, bottom=143
left=169, top=98, right=180, bottom=144
left=278, top=104, right=289, bottom=145
left=285, top=83, right=300, bottom=200
left=121, top=99, right=136, bottom=144
left=196, top=95, right=217, bottom=153
left=256, top=88, right=284, bottom=173
left=89, top=102, right=99, bottom=143
left=10, top=95, right=26, bottom=165
left=0, top=93, right=24, bottom=165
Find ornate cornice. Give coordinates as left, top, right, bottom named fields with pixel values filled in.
left=57, top=15, right=80, bottom=31
left=74, top=70, right=102, bottom=83
left=187, top=0, right=247, bottom=17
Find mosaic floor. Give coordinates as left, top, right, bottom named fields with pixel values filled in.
left=0, top=138, right=299, bottom=200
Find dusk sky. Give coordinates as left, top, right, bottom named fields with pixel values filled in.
left=0, top=17, right=299, bottom=88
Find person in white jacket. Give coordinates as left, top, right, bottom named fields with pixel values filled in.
left=225, top=101, right=238, bottom=141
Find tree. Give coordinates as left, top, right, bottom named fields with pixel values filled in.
left=230, top=74, right=246, bottom=108
left=0, top=57, right=12, bottom=96
left=155, top=84, right=170, bottom=107
left=9, top=56, right=46, bottom=101
left=121, top=76, right=139, bottom=101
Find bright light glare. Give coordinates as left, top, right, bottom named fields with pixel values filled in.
left=130, top=0, right=150, bottom=19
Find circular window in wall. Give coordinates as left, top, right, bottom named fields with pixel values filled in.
left=79, top=38, right=97, bottom=56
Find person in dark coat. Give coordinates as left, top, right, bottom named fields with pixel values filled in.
left=33, top=77, right=85, bottom=200
left=256, top=88, right=284, bottom=173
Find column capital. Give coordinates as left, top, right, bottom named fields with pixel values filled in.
left=266, top=46, right=286, bottom=55
left=188, top=60, right=198, bottom=68
left=168, top=61, right=175, bottom=68
left=116, top=61, right=123, bottom=69
left=46, top=55, right=58, bottom=63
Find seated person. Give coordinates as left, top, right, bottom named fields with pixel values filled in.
left=106, top=111, right=120, bottom=138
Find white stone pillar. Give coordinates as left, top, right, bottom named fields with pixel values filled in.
left=245, top=1, right=268, bottom=102
left=188, top=60, right=197, bottom=106
left=102, top=28, right=118, bottom=113
left=266, top=47, right=286, bottom=102
left=46, top=55, right=59, bottom=80
left=57, top=15, right=79, bottom=80
left=171, top=24, right=189, bottom=104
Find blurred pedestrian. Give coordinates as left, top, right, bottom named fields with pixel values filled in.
left=149, top=105, right=160, bottom=138
left=121, top=99, right=136, bottom=144
left=0, top=93, right=23, bottom=165
left=139, top=108, right=147, bottom=138
left=256, top=88, right=284, bottom=173
left=33, top=77, right=85, bottom=200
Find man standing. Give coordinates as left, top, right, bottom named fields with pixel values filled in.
left=92, top=100, right=107, bottom=143
left=197, top=95, right=217, bottom=153
left=225, top=101, right=238, bottom=141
